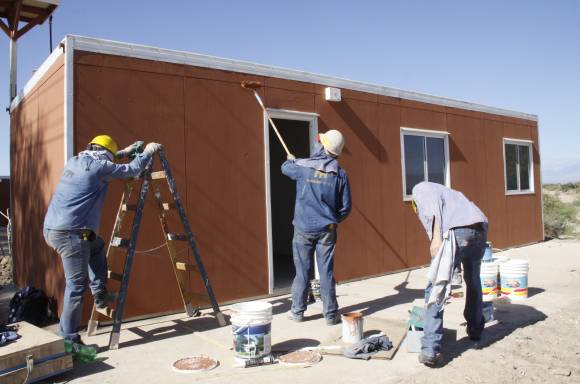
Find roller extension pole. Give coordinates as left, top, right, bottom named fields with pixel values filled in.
left=241, top=81, right=291, bottom=156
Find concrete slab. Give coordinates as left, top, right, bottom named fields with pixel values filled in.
left=41, top=239, right=580, bottom=383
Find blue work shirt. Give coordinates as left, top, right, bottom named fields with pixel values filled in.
left=44, top=150, right=151, bottom=235
left=282, top=160, right=352, bottom=233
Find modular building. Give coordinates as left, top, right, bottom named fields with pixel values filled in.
left=10, top=35, right=542, bottom=320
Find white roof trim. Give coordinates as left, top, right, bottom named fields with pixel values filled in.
left=401, top=127, right=450, bottom=136
left=10, top=42, right=64, bottom=112
left=503, top=137, right=534, bottom=144
left=12, top=35, right=538, bottom=122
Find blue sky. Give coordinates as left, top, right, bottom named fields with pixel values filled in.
left=1, top=1, right=579, bottom=182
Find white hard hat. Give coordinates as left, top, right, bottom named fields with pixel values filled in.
left=320, top=130, right=345, bottom=157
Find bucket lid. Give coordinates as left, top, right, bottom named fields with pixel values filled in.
left=231, top=301, right=273, bottom=314
left=504, top=259, right=529, bottom=266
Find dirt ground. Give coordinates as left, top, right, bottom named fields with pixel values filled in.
left=31, top=239, right=578, bottom=384
left=401, top=300, right=580, bottom=384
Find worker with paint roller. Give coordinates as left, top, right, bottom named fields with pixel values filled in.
left=282, top=130, right=352, bottom=326
left=43, top=135, right=162, bottom=348
left=410, top=182, right=488, bottom=367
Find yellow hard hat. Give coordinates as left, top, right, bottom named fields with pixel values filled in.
left=89, top=135, right=118, bottom=156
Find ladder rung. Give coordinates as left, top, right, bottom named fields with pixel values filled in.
left=108, top=271, right=123, bottom=281
left=111, top=237, right=130, bottom=248
left=162, top=202, right=175, bottom=210
left=122, top=204, right=137, bottom=211
left=167, top=233, right=187, bottom=241
left=151, top=171, right=167, bottom=180
left=176, top=262, right=198, bottom=272
left=96, top=306, right=116, bottom=318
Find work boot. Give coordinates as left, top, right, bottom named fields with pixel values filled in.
left=287, top=311, right=304, bottom=322
left=418, top=352, right=443, bottom=367
left=94, top=290, right=115, bottom=309
left=325, top=316, right=341, bottom=326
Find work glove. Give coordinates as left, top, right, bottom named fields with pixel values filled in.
left=287, top=153, right=296, bottom=160
left=143, top=142, right=163, bottom=156
left=116, top=141, right=144, bottom=159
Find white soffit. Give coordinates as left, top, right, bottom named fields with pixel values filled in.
left=13, top=35, right=538, bottom=122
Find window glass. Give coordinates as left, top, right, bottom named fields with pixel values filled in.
left=426, top=137, right=445, bottom=185
left=519, top=145, right=531, bottom=190
left=505, top=144, right=518, bottom=191
left=403, top=135, right=425, bottom=195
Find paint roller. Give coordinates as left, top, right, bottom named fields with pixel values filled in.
left=241, top=81, right=292, bottom=157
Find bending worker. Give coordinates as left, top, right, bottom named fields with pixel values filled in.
left=282, top=130, right=352, bottom=326
left=411, top=181, right=488, bottom=367
left=43, top=135, right=162, bottom=346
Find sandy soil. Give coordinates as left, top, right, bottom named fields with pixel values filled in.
left=401, top=299, right=580, bottom=384
left=400, top=240, right=580, bottom=384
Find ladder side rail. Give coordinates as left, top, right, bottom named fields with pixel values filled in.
left=157, top=151, right=224, bottom=321
left=87, top=182, right=134, bottom=336
left=153, top=186, right=195, bottom=316
left=109, top=159, right=154, bottom=349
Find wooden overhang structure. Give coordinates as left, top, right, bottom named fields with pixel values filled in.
left=0, top=0, right=59, bottom=100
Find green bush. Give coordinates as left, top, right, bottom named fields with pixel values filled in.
left=543, top=193, right=578, bottom=238
left=560, top=182, right=580, bottom=193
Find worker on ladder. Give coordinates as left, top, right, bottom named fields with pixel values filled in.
left=283, top=130, right=352, bottom=326
left=43, top=135, right=161, bottom=346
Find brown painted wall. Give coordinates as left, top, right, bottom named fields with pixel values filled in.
left=12, top=49, right=542, bottom=321
left=70, top=51, right=541, bottom=317
left=11, top=54, right=65, bottom=301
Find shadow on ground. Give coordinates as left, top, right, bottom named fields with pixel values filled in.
left=45, top=358, right=115, bottom=383
left=338, top=279, right=424, bottom=317
left=440, top=300, right=547, bottom=367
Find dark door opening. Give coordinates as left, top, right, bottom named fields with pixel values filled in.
left=269, top=118, right=311, bottom=290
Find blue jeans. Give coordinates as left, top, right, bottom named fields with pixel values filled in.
left=421, top=225, right=487, bottom=357
left=290, top=227, right=338, bottom=320
left=44, top=228, right=107, bottom=341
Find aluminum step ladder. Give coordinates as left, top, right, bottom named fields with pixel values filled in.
left=86, top=149, right=226, bottom=349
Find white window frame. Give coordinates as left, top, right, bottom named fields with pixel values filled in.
left=400, top=127, right=451, bottom=201
left=503, top=138, right=535, bottom=195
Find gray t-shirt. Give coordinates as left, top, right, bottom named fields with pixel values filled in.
left=412, top=182, right=488, bottom=240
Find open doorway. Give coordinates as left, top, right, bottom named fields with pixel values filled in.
left=265, top=110, right=318, bottom=292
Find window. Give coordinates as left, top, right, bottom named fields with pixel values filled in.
left=400, top=128, right=450, bottom=199
left=504, top=139, right=534, bottom=193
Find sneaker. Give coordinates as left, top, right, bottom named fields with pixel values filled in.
left=418, top=352, right=443, bottom=367
left=287, top=311, right=304, bottom=322
left=94, top=290, right=115, bottom=309
left=325, top=316, right=341, bottom=326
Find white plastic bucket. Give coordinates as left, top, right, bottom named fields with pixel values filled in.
left=230, top=301, right=273, bottom=360
left=500, top=259, right=529, bottom=300
left=480, top=261, right=499, bottom=301
left=341, top=312, right=363, bottom=343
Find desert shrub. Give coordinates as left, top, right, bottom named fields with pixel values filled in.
left=543, top=193, right=577, bottom=238
left=543, top=183, right=560, bottom=191
left=560, top=182, right=580, bottom=193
